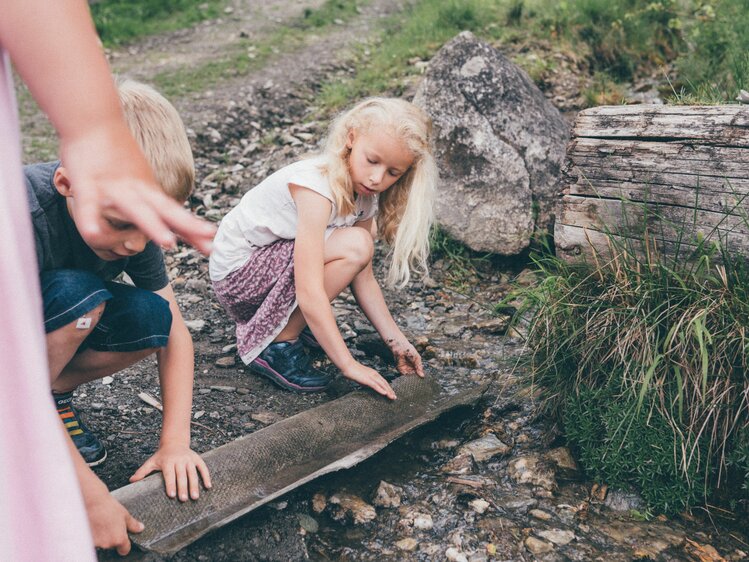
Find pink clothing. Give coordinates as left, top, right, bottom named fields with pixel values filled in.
left=0, top=48, right=95, bottom=560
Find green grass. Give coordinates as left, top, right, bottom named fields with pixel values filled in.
left=90, top=0, right=226, bottom=47
left=506, top=208, right=749, bottom=514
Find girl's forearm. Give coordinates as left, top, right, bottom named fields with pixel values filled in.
left=350, top=263, right=404, bottom=344
left=297, top=288, right=357, bottom=373
left=1, top=0, right=125, bottom=142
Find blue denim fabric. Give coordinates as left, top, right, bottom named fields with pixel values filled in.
left=41, top=269, right=172, bottom=352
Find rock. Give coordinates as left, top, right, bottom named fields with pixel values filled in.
left=214, top=356, right=236, bottom=368
left=529, top=508, right=553, bottom=521
left=209, top=385, right=236, bottom=392
left=395, top=538, right=418, bottom=552
left=372, top=481, right=403, bottom=508
left=414, top=31, right=569, bottom=255
left=222, top=342, right=238, bottom=353
left=507, top=454, right=558, bottom=491
left=544, top=447, right=580, bottom=480
left=251, top=411, right=283, bottom=425
left=525, top=536, right=554, bottom=555
left=311, top=493, right=327, bottom=513
left=441, top=453, right=474, bottom=475
left=537, top=529, right=576, bottom=545
left=457, top=433, right=511, bottom=462
left=101, top=376, right=114, bottom=385
left=297, top=514, right=318, bottom=533
left=329, top=493, right=376, bottom=525
left=413, top=512, right=434, bottom=530
left=184, top=319, right=206, bottom=332
left=469, top=498, right=490, bottom=514
left=445, top=547, right=468, bottom=562
left=603, top=489, right=646, bottom=512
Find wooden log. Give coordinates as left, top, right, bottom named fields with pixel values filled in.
left=556, top=104, right=749, bottom=262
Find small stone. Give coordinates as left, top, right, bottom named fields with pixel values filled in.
left=209, top=385, right=236, bottom=392
left=507, top=455, right=557, bottom=491
left=198, top=388, right=212, bottom=394
left=469, top=499, right=490, bottom=514
left=297, top=513, right=318, bottom=533
left=395, top=538, right=418, bottom=552
left=458, top=433, right=511, bottom=462
left=329, top=493, right=377, bottom=524
left=311, top=493, right=327, bottom=513
left=91, top=402, right=104, bottom=410
left=441, top=453, right=473, bottom=475
left=101, top=376, right=114, bottom=385
left=544, top=447, right=579, bottom=479
left=251, top=411, right=282, bottom=425
left=215, top=356, right=236, bottom=368
left=445, top=547, right=468, bottom=562
left=537, top=529, right=575, bottom=546
left=193, top=411, right=205, bottom=420
left=525, top=536, right=554, bottom=555
left=413, top=513, right=433, bottom=530
left=209, top=411, right=220, bottom=419
left=184, top=319, right=206, bottom=332
left=269, top=501, right=287, bottom=510
left=604, top=489, right=646, bottom=512
left=529, top=508, right=553, bottom=521
left=372, top=481, right=403, bottom=508
left=236, top=387, right=250, bottom=395
left=222, top=343, right=238, bottom=353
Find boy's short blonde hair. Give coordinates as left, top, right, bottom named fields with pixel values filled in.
left=116, top=78, right=194, bottom=202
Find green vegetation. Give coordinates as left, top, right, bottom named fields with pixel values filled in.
left=508, top=215, right=749, bottom=514
left=90, top=0, right=225, bottom=46
left=315, top=0, right=749, bottom=110
left=429, top=226, right=491, bottom=291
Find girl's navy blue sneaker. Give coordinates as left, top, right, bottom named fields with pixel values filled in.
left=54, top=391, right=107, bottom=467
left=299, top=327, right=321, bottom=349
left=250, top=340, right=331, bottom=392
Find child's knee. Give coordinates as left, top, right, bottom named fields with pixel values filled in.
left=342, top=227, right=375, bottom=269
left=41, top=269, right=112, bottom=335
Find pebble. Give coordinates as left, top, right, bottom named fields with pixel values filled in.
left=297, top=514, right=318, bottom=533
left=372, top=480, right=403, bottom=508
left=445, top=547, right=468, bottom=562
left=413, top=513, right=433, bottom=530
left=184, top=319, right=206, bottom=332
left=221, top=343, right=238, bottom=353
left=193, top=411, right=205, bottom=420
left=537, top=528, right=576, bottom=545
left=209, top=385, right=236, bottom=392
left=215, top=356, right=236, bottom=368
left=529, top=508, right=553, bottom=521
left=251, top=411, right=282, bottom=425
left=329, top=493, right=377, bottom=524
left=101, top=376, right=114, bottom=385
left=507, top=455, right=558, bottom=491
left=236, top=387, right=250, bottom=395
left=395, top=538, right=418, bottom=552
left=458, top=433, right=511, bottom=462
left=469, top=499, right=490, bottom=514
left=209, top=411, right=220, bottom=419
left=604, top=489, right=646, bottom=512
left=198, top=388, right=212, bottom=394
left=311, top=493, right=326, bottom=513
left=524, top=536, right=554, bottom=555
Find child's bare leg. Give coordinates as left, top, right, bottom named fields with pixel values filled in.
left=52, top=348, right=157, bottom=394
left=47, top=301, right=106, bottom=384
left=274, top=226, right=374, bottom=342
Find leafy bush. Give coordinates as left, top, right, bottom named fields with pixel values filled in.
left=510, top=224, right=749, bottom=514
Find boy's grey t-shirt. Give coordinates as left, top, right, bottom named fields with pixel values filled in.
left=25, top=161, right=169, bottom=291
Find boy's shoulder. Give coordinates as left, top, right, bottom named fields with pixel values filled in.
left=24, top=160, right=62, bottom=213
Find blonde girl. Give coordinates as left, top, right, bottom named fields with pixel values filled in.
left=210, top=97, right=437, bottom=399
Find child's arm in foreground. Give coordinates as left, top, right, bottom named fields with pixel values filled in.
left=349, top=219, right=424, bottom=377
left=130, top=283, right=212, bottom=501
left=291, top=185, right=396, bottom=399
left=0, top=0, right=215, bottom=254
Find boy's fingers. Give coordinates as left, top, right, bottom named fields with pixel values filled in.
left=163, top=464, right=177, bottom=499
left=130, top=460, right=155, bottom=482
left=176, top=464, right=189, bottom=502
left=187, top=464, right=201, bottom=500
left=197, top=458, right=212, bottom=489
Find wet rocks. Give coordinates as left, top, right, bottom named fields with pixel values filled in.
left=372, top=481, right=403, bottom=508
left=603, top=489, right=646, bottom=512
left=458, top=433, right=512, bottom=462
left=537, top=528, right=576, bottom=546
left=525, top=536, right=554, bottom=555
left=508, top=454, right=558, bottom=492
left=328, top=492, right=377, bottom=525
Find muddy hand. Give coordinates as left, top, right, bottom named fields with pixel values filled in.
left=391, top=340, right=425, bottom=377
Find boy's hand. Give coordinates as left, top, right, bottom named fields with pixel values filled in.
left=343, top=362, right=397, bottom=400
left=130, top=443, right=212, bottom=502
left=83, top=480, right=144, bottom=556
left=390, top=339, right=425, bottom=378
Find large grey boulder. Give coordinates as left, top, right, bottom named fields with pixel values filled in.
left=414, top=31, right=569, bottom=254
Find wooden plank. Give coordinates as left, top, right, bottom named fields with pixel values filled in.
left=573, top=105, right=749, bottom=146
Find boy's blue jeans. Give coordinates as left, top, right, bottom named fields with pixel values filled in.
left=41, top=269, right=172, bottom=352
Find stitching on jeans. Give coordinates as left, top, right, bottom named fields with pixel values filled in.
left=44, top=290, right=109, bottom=325
left=99, top=334, right=169, bottom=349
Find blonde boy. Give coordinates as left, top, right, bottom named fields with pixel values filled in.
left=25, top=79, right=211, bottom=502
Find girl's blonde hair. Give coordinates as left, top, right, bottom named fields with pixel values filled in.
left=321, top=97, right=437, bottom=287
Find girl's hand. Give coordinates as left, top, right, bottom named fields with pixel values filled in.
left=389, top=339, right=425, bottom=377
left=343, top=362, right=397, bottom=400
left=130, top=443, right=212, bottom=502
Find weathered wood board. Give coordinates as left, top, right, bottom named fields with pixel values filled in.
left=555, top=105, right=749, bottom=262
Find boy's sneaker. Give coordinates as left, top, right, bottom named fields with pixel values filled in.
left=299, top=327, right=321, bottom=349
left=53, top=391, right=107, bottom=467
left=250, top=340, right=331, bottom=392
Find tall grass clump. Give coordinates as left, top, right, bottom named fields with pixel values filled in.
left=510, top=228, right=749, bottom=514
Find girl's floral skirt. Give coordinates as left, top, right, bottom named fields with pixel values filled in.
left=212, top=239, right=297, bottom=364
